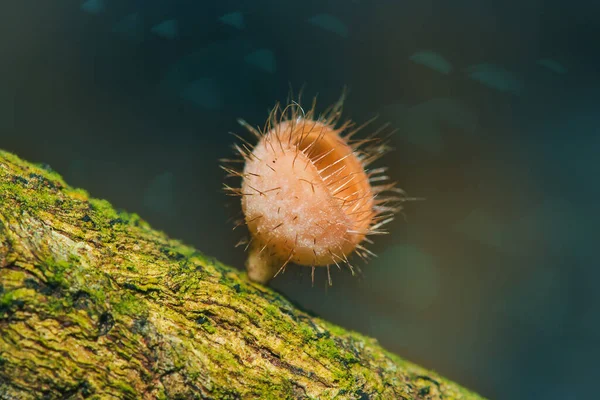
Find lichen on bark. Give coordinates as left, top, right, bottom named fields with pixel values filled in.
left=0, top=149, right=485, bottom=399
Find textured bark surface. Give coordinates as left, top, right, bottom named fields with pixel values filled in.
left=0, top=150, right=485, bottom=400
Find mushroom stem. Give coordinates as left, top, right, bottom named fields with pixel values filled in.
left=245, top=241, right=281, bottom=284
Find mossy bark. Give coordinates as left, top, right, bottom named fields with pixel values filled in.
left=0, top=150, right=485, bottom=400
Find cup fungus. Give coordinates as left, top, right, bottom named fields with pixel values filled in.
left=222, top=93, right=405, bottom=285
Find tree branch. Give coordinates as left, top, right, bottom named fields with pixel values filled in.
left=0, top=150, right=484, bottom=399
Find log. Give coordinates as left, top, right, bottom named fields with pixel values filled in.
left=0, top=150, right=485, bottom=399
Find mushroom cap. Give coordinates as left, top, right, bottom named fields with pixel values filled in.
left=241, top=119, right=374, bottom=267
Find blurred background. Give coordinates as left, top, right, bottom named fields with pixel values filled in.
left=2, top=0, right=599, bottom=398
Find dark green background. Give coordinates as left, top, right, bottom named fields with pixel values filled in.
left=2, top=1, right=598, bottom=398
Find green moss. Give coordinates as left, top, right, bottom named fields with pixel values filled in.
left=195, top=313, right=217, bottom=334
left=47, top=296, right=73, bottom=313
left=126, top=212, right=151, bottom=229
left=112, top=293, right=147, bottom=318
left=45, top=267, right=69, bottom=289
left=112, top=381, right=137, bottom=398
left=32, top=162, right=67, bottom=187
left=64, top=187, right=89, bottom=201
left=86, top=285, right=108, bottom=306
left=0, top=288, right=32, bottom=316
left=299, top=324, right=315, bottom=342
left=44, top=257, right=72, bottom=272
left=315, top=337, right=358, bottom=365
left=89, top=198, right=119, bottom=221
left=248, top=376, right=295, bottom=400
left=0, top=151, right=64, bottom=188
left=212, top=348, right=240, bottom=370
left=210, top=386, right=243, bottom=400
left=203, top=323, right=216, bottom=334
left=264, top=305, right=278, bottom=317
left=0, top=290, right=17, bottom=312
left=315, top=337, right=341, bottom=360
left=263, top=305, right=293, bottom=333
left=155, top=390, right=169, bottom=400
left=325, top=324, right=348, bottom=337
left=247, top=312, right=259, bottom=325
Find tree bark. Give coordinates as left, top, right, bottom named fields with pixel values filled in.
left=0, top=150, right=484, bottom=400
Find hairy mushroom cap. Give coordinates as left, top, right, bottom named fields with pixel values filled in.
left=223, top=95, right=405, bottom=285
